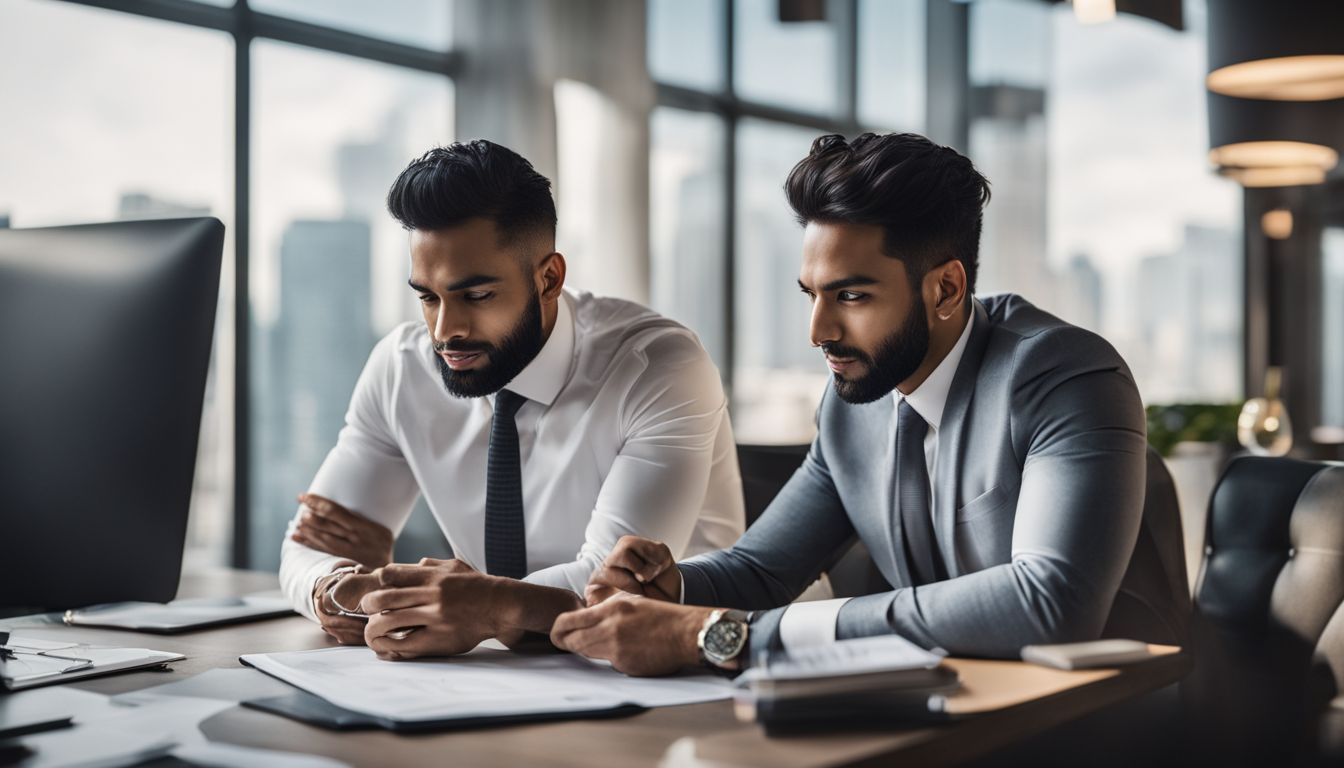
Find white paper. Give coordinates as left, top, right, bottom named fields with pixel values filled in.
left=242, top=645, right=733, bottom=723
left=735, top=634, right=944, bottom=685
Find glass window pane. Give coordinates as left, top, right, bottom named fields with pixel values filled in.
left=857, top=0, right=925, bottom=130
left=969, top=0, right=1241, bottom=405
left=733, top=119, right=829, bottom=444
left=648, top=0, right=724, bottom=91
left=734, top=0, right=840, bottom=115
left=650, top=107, right=728, bottom=370
left=250, top=41, right=453, bottom=569
left=251, top=0, right=453, bottom=51
left=0, top=0, right=234, bottom=566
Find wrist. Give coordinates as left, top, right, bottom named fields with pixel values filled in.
left=683, top=607, right=717, bottom=668
left=491, top=578, right=583, bottom=635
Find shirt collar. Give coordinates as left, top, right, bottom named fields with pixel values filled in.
left=897, top=309, right=975, bottom=433
left=504, top=292, right=574, bottom=407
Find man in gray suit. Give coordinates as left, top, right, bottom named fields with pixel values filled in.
left=550, top=132, right=1188, bottom=676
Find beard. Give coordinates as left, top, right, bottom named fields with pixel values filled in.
left=433, top=290, right=545, bottom=398
left=824, top=293, right=931, bottom=405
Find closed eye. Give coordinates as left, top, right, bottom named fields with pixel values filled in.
left=418, top=293, right=438, bottom=304
left=464, top=291, right=494, bottom=302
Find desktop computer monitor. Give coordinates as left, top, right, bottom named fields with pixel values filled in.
left=0, top=217, right=224, bottom=610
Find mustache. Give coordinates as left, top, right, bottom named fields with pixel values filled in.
left=434, top=340, right=494, bottom=354
left=820, top=343, right=871, bottom=365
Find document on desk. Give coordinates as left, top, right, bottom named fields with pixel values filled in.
left=1, top=633, right=184, bottom=692
left=241, top=645, right=733, bottom=724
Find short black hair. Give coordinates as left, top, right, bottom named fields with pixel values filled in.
left=784, top=132, right=990, bottom=295
left=386, top=140, right=557, bottom=248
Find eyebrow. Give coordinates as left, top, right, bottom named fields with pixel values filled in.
left=407, top=275, right=502, bottom=293
left=797, top=275, right=880, bottom=293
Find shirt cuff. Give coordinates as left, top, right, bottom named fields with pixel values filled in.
left=778, top=597, right=852, bottom=652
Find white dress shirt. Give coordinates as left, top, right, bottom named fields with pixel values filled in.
left=777, top=310, right=976, bottom=650
left=280, top=288, right=746, bottom=620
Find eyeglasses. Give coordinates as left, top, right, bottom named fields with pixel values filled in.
left=0, top=630, right=94, bottom=674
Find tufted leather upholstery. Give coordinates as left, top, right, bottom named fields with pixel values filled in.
left=1184, top=456, right=1344, bottom=766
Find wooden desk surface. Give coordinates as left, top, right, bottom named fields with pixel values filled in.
left=4, top=569, right=1189, bottom=767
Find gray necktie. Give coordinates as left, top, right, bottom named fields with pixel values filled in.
left=484, top=389, right=528, bottom=579
left=897, top=399, right=946, bottom=585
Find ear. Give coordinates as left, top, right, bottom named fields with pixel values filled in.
left=535, top=252, right=567, bottom=302
left=927, top=260, right=967, bottom=321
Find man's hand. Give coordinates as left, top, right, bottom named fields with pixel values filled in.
left=292, top=493, right=394, bottom=569
left=362, top=559, right=585, bottom=659
left=311, top=567, right=381, bottom=645
left=551, top=592, right=711, bottom=676
left=585, top=535, right=680, bottom=606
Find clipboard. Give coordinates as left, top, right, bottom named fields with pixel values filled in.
left=62, top=593, right=294, bottom=634
left=0, top=631, right=184, bottom=692
left=240, top=686, right=646, bottom=733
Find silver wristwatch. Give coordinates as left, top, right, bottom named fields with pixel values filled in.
left=697, top=609, right=750, bottom=669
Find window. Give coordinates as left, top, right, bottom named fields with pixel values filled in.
left=648, top=0, right=929, bottom=444
left=249, top=41, right=453, bottom=569
left=650, top=107, right=728, bottom=369
left=1322, top=228, right=1344, bottom=432
left=250, top=0, right=453, bottom=51
left=0, top=0, right=235, bottom=566
left=970, top=0, right=1242, bottom=405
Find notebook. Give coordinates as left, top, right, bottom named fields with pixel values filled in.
left=63, top=592, right=293, bottom=633
left=0, top=632, right=184, bottom=692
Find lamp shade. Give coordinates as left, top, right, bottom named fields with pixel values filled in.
left=1208, top=92, right=1344, bottom=186
left=1207, top=0, right=1344, bottom=101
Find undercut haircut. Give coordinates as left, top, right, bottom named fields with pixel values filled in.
left=784, top=132, right=991, bottom=295
left=386, top=140, right=557, bottom=248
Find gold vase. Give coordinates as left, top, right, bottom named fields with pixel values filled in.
left=1237, top=367, right=1293, bottom=456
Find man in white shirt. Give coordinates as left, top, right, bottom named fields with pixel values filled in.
left=281, top=140, right=744, bottom=658
left=550, top=132, right=1187, bottom=675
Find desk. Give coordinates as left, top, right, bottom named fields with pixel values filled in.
left=4, top=569, right=1189, bottom=767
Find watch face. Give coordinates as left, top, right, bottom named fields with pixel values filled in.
left=706, top=618, right=746, bottom=659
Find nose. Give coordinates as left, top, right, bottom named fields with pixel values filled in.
left=431, top=303, right=469, bottom=344
left=809, top=298, right=840, bottom=349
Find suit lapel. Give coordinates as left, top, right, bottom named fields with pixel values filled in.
left=934, top=298, right=992, bottom=578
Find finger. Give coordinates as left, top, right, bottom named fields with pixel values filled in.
left=362, top=586, right=440, bottom=613
left=292, top=529, right=348, bottom=557
left=377, top=564, right=441, bottom=587
left=585, top=584, right=616, bottom=607
left=418, top=557, right=456, bottom=568
left=623, top=541, right=675, bottom=584
left=366, top=605, right=438, bottom=640
left=298, top=511, right=356, bottom=543
left=550, top=604, right=606, bottom=643
left=587, top=565, right=643, bottom=596
left=299, top=494, right=361, bottom=534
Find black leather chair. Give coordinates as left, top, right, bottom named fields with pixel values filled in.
left=1183, top=456, right=1344, bottom=766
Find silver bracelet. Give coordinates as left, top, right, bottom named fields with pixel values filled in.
left=322, top=565, right=370, bottom=619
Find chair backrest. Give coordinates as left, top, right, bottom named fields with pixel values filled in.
left=1184, top=456, right=1344, bottom=764
left=735, top=443, right=889, bottom=598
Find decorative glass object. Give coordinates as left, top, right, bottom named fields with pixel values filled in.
left=1238, top=367, right=1294, bottom=456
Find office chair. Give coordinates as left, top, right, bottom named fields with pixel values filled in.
left=1183, top=456, right=1344, bottom=766
left=735, top=443, right=889, bottom=599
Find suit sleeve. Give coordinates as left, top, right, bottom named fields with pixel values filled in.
left=678, top=386, right=859, bottom=663
left=832, top=328, right=1149, bottom=657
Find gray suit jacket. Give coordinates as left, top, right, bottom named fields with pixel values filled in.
left=680, top=294, right=1189, bottom=660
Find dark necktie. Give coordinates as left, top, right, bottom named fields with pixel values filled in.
left=896, top=399, right=946, bottom=585
left=485, top=389, right=528, bottom=579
